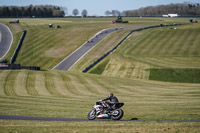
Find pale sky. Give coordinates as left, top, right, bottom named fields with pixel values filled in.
left=0, top=0, right=199, bottom=16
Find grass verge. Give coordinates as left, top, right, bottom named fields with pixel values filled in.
left=0, top=120, right=200, bottom=133
left=149, top=68, right=200, bottom=83
left=89, top=59, right=109, bottom=74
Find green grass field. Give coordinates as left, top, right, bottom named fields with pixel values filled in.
left=0, top=70, right=200, bottom=132
left=0, top=18, right=200, bottom=132
left=0, top=17, right=190, bottom=69
left=87, top=22, right=200, bottom=83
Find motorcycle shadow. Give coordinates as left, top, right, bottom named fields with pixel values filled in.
left=130, top=118, right=139, bottom=120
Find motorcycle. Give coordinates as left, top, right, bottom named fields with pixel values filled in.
left=88, top=101, right=124, bottom=120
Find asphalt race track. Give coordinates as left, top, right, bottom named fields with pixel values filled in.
left=53, top=26, right=145, bottom=70
left=0, top=115, right=199, bottom=122
left=0, top=23, right=13, bottom=59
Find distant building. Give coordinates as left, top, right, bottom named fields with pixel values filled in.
left=162, top=15, right=169, bottom=18
left=162, top=14, right=178, bottom=18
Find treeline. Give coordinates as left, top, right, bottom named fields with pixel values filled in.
left=0, top=5, right=65, bottom=17
left=123, top=3, right=200, bottom=16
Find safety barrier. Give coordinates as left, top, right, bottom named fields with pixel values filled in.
left=10, top=30, right=26, bottom=64
left=82, top=23, right=184, bottom=73
left=0, top=63, right=40, bottom=70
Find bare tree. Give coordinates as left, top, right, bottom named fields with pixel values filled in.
left=72, top=8, right=79, bottom=16
left=105, top=10, right=111, bottom=16
left=123, top=2, right=200, bottom=16
left=111, top=10, right=121, bottom=16
left=81, top=9, right=88, bottom=17
left=61, top=6, right=68, bottom=15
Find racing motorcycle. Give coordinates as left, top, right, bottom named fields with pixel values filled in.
left=88, top=101, right=124, bottom=120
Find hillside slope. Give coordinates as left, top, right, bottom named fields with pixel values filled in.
left=0, top=70, right=200, bottom=120
left=0, top=18, right=188, bottom=69
left=88, top=22, right=200, bottom=82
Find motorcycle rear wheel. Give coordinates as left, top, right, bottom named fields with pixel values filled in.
left=88, top=109, right=96, bottom=120
left=111, top=109, right=124, bottom=120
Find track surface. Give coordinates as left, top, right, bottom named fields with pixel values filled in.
left=0, top=115, right=199, bottom=122
left=53, top=26, right=145, bottom=70
left=0, top=23, right=13, bottom=59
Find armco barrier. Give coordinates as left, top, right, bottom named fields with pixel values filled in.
left=10, top=30, right=26, bottom=64
left=82, top=23, right=185, bottom=73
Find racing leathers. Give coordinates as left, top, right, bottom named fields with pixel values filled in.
left=101, top=96, right=119, bottom=111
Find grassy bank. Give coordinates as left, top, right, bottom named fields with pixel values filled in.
left=90, top=59, right=110, bottom=74
left=0, top=18, right=200, bottom=132
left=0, top=70, right=200, bottom=132
left=0, top=70, right=199, bottom=120
left=85, top=21, right=200, bottom=82
left=149, top=68, right=200, bottom=83
left=0, top=17, right=190, bottom=70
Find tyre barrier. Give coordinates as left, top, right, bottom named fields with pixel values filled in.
left=10, top=30, right=26, bottom=64
left=0, top=63, right=40, bottom=71
left=82, top=23, right=185, bottom=73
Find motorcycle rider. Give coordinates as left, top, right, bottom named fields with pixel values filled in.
left=99, top=93, right=119, bottom=112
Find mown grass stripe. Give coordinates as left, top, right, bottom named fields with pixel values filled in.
left=183, top=30, right=199, bottom=56
left=67, top=75, right=93, bottom=96
left=44, top=72, right=62, bottom=96
left=51, top=71, right=73, bottom=96
left=173, top=30, right=190, bottom=56
left=26, top=71, right=38, bottom=96
left=14, top=71, right=29, bottom=96
left=19, top=30, right=55, bottom=56
left=16, top=29, right=56, bottom=65
left=0, top=70, right=11, bottom=96
left=59, top=72, right=82, bottom=96
left=189, top=30, right=200, bottom=56
left=140, top=30, right=164, bottom=55
left=75, top=74, right=103, bottom=95
left=35, top=71, right=51, bottom=96
left=84, top=76, right=109, bottom=95
left=177, top=30, right=192, bottom=56
left=128, top=30, right=154, bottom=55
left=159, top=30, right=177, bottom=55
left=149, top=30, right=173, bottom=55
left=4, top=71, right=18, bottom=96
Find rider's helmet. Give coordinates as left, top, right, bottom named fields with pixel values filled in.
left=108, top=93, right=114, bottom=97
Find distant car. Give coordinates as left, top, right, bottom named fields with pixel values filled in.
left=9, top=19, right=19, bottom=24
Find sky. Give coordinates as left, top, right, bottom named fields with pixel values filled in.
left=0, top=0, right=199, bottom=16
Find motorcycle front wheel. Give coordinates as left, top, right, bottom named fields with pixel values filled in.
left=88, top=109, right=96, bottom=120
left=111, top=109, right=124, bottom=120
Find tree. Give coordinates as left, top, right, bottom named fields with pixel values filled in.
left=105, top=10, right=111, bottom=16
left=123, top=2, right=200, bottom=16
left=61, top=6, right=68, bottom=15
left=111, top=10, right=121, bottom=16
left=27, top=5, right=33, bottom=17
left=72, top=9, right=79, bottom=16
left=81, top=9, right=88, bottom=17
left=53, top=10, right=64, bottom=17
